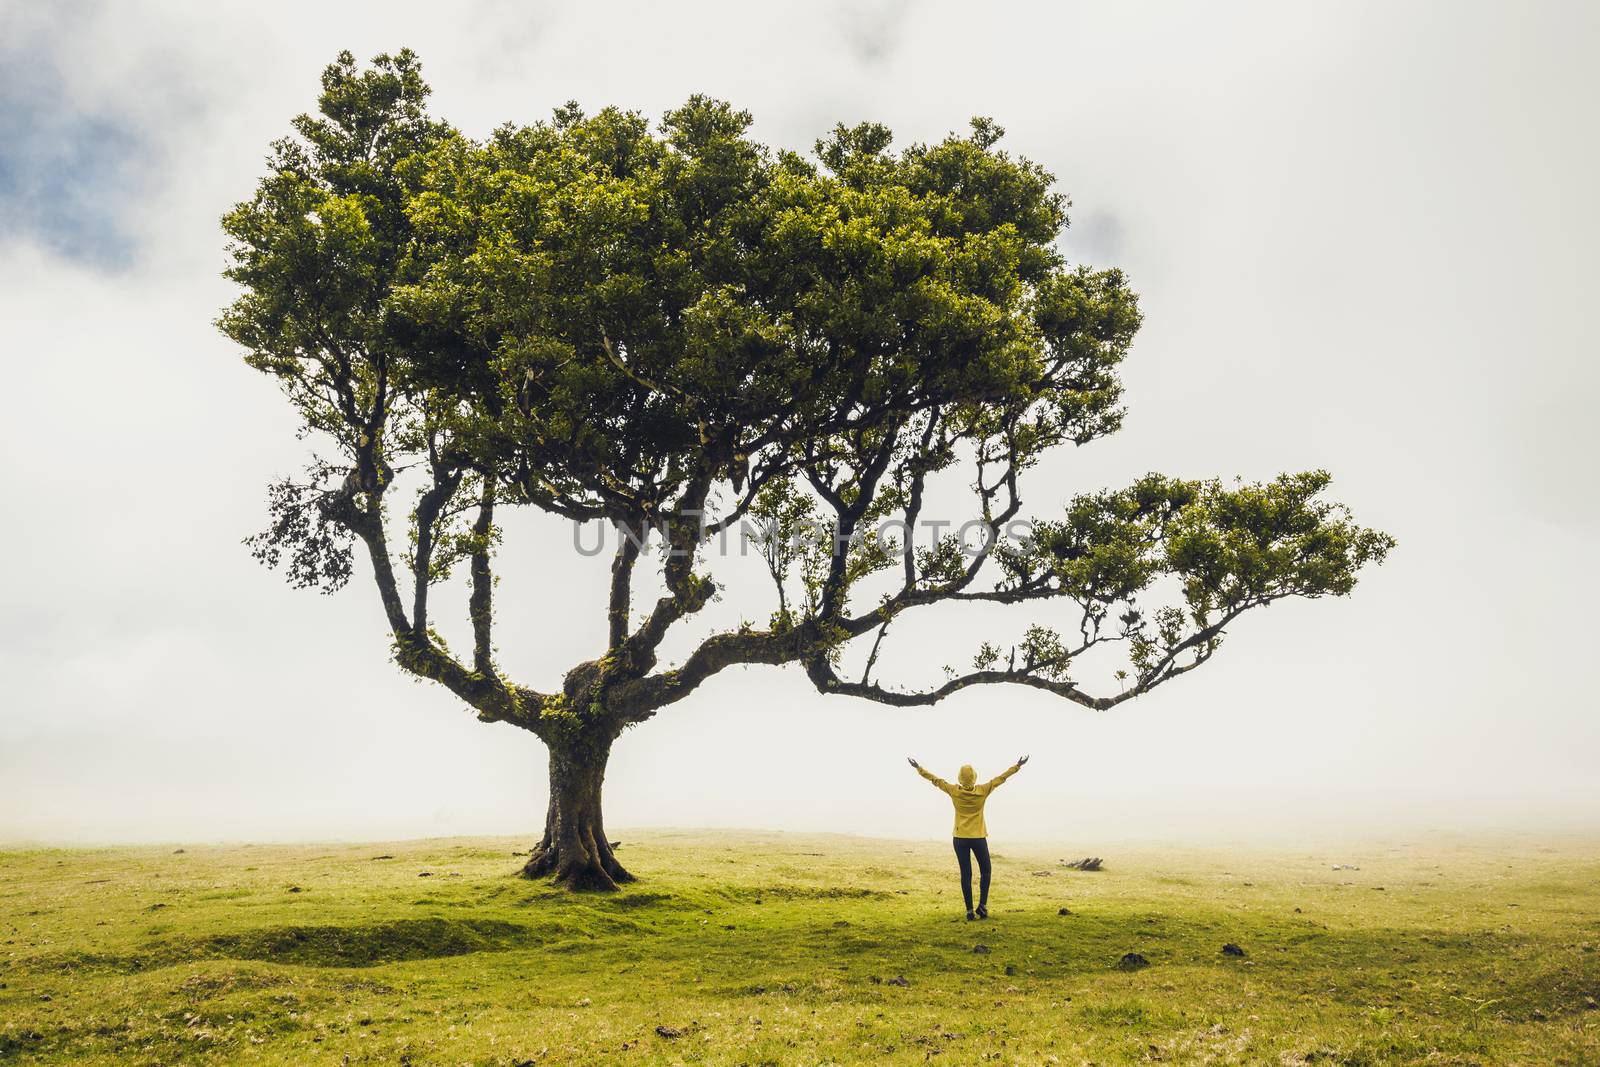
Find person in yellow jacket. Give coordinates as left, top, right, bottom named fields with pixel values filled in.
left=908, top=755, right=1029, bottom=920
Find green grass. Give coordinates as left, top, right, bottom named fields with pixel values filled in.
left=2, top=831, right=1597, bottom=1064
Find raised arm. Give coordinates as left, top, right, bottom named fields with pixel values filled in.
left=909, top=758, right=956, bottom=795
left=985, top=755, right=1029, bottom=791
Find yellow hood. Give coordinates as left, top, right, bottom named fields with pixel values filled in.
left=958, top=764, right=977, bottom=788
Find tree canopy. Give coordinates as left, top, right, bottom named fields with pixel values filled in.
left=220, top=51, right=1394, bottom=889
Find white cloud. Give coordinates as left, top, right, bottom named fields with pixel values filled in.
left=1, top=0, right=1596, bottom=845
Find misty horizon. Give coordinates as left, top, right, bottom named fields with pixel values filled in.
left=3, top=0, right=1597, bottom=848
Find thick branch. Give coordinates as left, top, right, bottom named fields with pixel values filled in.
left=613, top=477, right=716, bottom=673
left=346, top=476, right=538, bottom=729
left=469, top=478, right=497, bottom=674
left=812, top=427, right=899, bottom=620
left=607, top=519, right=646, bottom=650
left=609, top=624, right=815, bottom=720
left=803, top=605, right=1235, bottom=712
left=411, top=457, right=463, bottom=636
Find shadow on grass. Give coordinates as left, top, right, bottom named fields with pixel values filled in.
left=201, top=916, right=533, bottom=966
left=37, top=917, right=538, bottom=972
left=24, top=875, right=1600, bottom=1028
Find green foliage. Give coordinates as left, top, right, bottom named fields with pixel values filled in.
left=385, top=95, right=1136, bottom=522
left=536, top=693, right=587, bottom=744
left=223, top=51, right=1136, bottom=537
left=242, top=459, right=357, bottom=592
left=998, top=470, right=1395, bottom=685
left=748, top=480, right=824, bottom=621
left=220, top=51, right=1392, bottom=729
left=218, top=49, right=449, bottom=458
left=1018, top=624, right=1073, bottom=680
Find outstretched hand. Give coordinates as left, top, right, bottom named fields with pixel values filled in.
left=907, top=757, right=919, bottom=769
left=1017, top=755, right=1030, bottom=767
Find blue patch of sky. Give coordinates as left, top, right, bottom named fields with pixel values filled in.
left=0, top=47, right=150, bottom=269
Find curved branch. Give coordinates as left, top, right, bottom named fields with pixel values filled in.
left=611, top=477, right=716, bottom=674
left=610, top=469, right=1391, bottom=725
left=804, top=606, right=1232, bottom=712
left=410, top=453, right=464, bottom=636
left=346, top=474, right=539, bottom=730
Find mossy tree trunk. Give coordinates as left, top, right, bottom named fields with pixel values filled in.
left=521, top=730, right=632, bottom=891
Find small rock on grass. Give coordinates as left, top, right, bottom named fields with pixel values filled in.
left=1222, top=943, right=1246, bottom=956
left=1117, top=952, right=1150, bottom=971
left=655, top=1025, right=683, bottom=1039
left=972, top=944, right=990, bottom=954
left=1058, top=907, right=1072, bottom=916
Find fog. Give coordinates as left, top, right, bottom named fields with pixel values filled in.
left=2, top=0, right=1596, bottom=846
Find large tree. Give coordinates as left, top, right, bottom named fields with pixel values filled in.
left=221, top=51, right=1394, bottom=890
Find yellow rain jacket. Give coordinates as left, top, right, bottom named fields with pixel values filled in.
left=918, top=762, right=1020, bottom=838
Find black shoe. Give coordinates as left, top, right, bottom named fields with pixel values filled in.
left=965, top=910, right=976, bottom=921
left=976, top=905, right=988, bottom=919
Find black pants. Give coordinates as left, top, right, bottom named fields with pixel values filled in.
left=952, top=836, right=991, bottom=911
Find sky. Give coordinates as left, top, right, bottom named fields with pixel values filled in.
left=1, top=0, right=1596, bottom=847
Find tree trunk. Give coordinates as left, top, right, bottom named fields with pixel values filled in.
left=520, top=738, right=632, bottom=891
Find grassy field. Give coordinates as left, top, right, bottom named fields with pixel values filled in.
left=1, top=830, right=1597, bottom=1065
